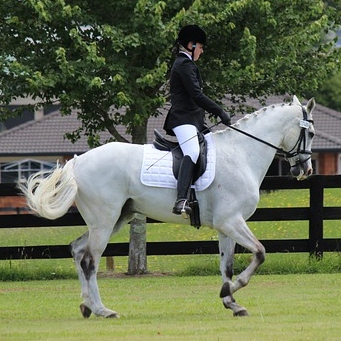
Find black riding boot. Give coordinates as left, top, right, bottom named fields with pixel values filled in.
left=172, top=155, right=196, bottom=218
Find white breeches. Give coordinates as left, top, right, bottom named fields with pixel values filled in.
left=173, top=124, right=200, bottom=163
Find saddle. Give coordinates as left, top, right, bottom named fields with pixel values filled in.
left=153, top=130, right=208, bottom=182
left=153, top=129, right=208, bottom=228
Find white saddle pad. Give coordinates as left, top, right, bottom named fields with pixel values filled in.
left=140, top=133, right=216, bottom=191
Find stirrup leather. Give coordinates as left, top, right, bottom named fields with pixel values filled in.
left=172, top=199, right=192, bottom=219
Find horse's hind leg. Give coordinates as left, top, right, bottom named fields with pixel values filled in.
left=70, top=231, right=95, bottom=318
left=70, top=201, right=135, bottom=319
left=70, top=227, right=118, bottom=318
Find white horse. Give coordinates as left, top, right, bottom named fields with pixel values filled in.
left=19, top=95, right=316, bottom=318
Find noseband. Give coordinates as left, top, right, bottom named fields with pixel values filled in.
left=228, top=106, right=314, bottom=162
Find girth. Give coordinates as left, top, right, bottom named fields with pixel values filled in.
left=153, top=129, right=208, bottom=183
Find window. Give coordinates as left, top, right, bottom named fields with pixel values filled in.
left=0, top=159, right=56, bottom=183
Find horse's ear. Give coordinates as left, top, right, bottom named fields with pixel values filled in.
left=306, top=97, right=316, bottom=114
left=292, top=95, right=301, bottom=105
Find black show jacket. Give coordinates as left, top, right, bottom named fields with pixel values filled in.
left=163, top=53, right=224, bottom=136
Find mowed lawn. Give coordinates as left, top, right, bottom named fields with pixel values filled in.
left=0, top=273, right=341, bottom=341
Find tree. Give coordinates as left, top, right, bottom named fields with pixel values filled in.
left=307, top=72, right=341, bottom=111
left=1, top=0, right=341, bottom=274
left=198, top=0, right=341, bottom=110
left=1, top=1, right=340, bottom=135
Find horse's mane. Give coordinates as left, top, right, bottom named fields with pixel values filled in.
left=215, top=101, right=294, bottom=134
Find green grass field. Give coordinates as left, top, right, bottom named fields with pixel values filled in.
left=1, top=274, right=341, bottom=341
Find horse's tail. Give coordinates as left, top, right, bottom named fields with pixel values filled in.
left=18, top=159, right=77, bottom=220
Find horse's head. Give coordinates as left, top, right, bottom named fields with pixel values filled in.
left=284, top=96, right=316, bottom=180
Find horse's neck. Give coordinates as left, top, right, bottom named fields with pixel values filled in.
left=235, top=105, right=294, bottom=145
left=217, top=105, right=297, bottom=183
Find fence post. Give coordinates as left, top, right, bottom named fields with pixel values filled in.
left=106, top=257, right=114, bottom=272
left=309, top=175, right=324, bottom=259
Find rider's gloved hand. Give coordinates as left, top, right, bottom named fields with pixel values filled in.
left=219, top=111, right=231, bottom=126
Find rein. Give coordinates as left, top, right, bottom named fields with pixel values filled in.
left=227, top=124, right=290, bottom=157
left=226, top=106, right=314, bottom=161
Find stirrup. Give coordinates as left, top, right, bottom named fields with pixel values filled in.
left=172, top=199, right=192, bottom=219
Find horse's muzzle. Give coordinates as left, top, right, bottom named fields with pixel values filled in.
left=290, top=163, right=313, bottom=181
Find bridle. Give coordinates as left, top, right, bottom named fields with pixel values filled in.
left=228, top=106, right=314, bottom=165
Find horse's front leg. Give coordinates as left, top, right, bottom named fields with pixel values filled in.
left=218, top=233, right=248, bottom=316
left=218, top=218, right=265, bottom=317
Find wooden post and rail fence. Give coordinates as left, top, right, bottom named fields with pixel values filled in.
left=0, top=175, right=340, bottom=262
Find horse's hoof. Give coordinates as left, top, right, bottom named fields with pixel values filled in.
left=233, top=309, right=249, bottom=317
left=80, top=304, right=92, bottom=318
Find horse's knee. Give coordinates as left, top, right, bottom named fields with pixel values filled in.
left=256, top=245, right=266, bottom=265
left=80, top=249, right=95, bottom=280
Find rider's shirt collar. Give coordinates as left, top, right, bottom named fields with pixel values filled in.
left=179, top=51, right=192, bottom=60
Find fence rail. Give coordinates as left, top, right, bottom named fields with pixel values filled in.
left=0, top=175, right=340, bottom=260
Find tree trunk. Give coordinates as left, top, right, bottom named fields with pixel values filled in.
left=128, top=213, right=147, bottom=275
left=128, top=116, right=148, bottom=275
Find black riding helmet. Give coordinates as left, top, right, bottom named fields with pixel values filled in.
left=177, top=25, right=207, bottom=47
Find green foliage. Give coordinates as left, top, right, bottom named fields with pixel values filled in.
left=306, top=72, right=341, bottom=111
left=0, top=0, right=341, bottom=143
left=200, top=0, right=341, bottom=104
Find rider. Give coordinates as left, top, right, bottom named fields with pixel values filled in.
left=163, top=25, right=231, bottom=217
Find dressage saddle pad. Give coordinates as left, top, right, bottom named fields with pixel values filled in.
left=140, top=133, right=216, bottom=191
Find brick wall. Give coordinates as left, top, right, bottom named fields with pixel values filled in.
left=0, top=196, right=28, bottom=215
left=318, top=153, right=339, bottom=175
